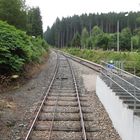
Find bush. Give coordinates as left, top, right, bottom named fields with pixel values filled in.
left=0, top=20, right=48, bottom=74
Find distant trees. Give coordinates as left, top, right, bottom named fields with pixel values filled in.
left=0, top=0, right=27, bottom=30
left=120, top=28, right=132, bottom=51
left=91, top=26, right=103, bottom=37
left=27, top=7, right=43, bottom=37
left=91, top=26, right=103, bottom=48
left=46, top=23, right=140, bottom=51
left=0, top=0, right=43, bottom=37
left=108, top=33, right=117, bottom=50
left=71, top=32, right=81, bottom=48
left=44, top=12, right=140, bottom=51
left=81, top=28, right=89, bottom=48
left=96, top=33, right=110, bottom=50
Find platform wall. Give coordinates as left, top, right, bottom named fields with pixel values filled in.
left=96, top=76, right=140, bottom=140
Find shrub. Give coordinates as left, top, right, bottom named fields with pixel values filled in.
left=0, top=20, right=48, bottom=74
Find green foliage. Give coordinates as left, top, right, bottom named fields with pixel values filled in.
left=86, top=37, right=93, bottom=49
left=120, top=28, right=132, bottom=50
left=0, top=0, right=27, bottom=30
left=131, top=35, right=139, bottom=49
left=71, top=32, right=81, bottom=48
left=91, top=26, right=103, bottom=37
left=0, top=20, right=48, bottom=74
left=96, top=33, right=110, bottom=50
left=30, top=37, right=48, bottom=61
left=0, top=0, right=43, bottom=36
left=108, top=33, right=117, bottom=50
left=81, top=27, right=89, bottom=48
left=136, top=17, right=140, bottom=26
left=63, top=48, right=140, bottom=75
left=45, top=12, right=140, bottom=48
left=90, top=26, right=104, bottom=48
left=27, top=7, right=43, bottom=37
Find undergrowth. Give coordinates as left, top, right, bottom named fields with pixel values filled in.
left=63, top=48, right=140, bottom=75
left=0, top=20, right=49, bottom=74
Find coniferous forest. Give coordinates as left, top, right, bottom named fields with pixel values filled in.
left=44, top=12, right=140, bottom=51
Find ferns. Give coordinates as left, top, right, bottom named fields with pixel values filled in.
left=0, top=20, right=48, bottom=74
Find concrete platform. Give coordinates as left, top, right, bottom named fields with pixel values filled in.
left=96, top=76, right=140, bottom=140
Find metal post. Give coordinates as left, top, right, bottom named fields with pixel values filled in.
left=117, top=20, right=119, bottom=52
left=110, top=68, right=113, bottom=88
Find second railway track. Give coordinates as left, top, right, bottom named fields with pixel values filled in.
left=25, top=52, right=97, bottom=140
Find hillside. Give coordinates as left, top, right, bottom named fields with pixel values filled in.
left=0, top=20, right=48, bottom=74
left=0, top=20, right=49, bottom=92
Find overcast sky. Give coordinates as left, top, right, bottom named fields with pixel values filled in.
left=26, top=0, right=140, bottom=31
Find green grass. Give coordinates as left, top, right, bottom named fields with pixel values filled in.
left=63, top=48, right=140, bottom=75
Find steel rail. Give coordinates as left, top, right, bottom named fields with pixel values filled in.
left=58, top=49, right=140, bottom=82
left=101, top=61, right=140, bottom=81
left=65, top=54, right=101, bottom=72
left=55, top=49, right=102, bottom=72
left=103, top=67, right=140, bottom=92
left=47, top=93, right=60, bottom=140
left=25, top=55, right=59, bottom=140
left=61, top=50, right=140, bottom=84
left=101, top=71, right=140, bottom=103
left=62, top=51, right=140, bottom=103
left=67, top=59, right=87, bottom=140
left=48, top=76, right=62, bottom=140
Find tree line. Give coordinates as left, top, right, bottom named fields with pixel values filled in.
left=0, top=0, right=43, bottom=37
left=44, top=12, right=140, bottom=50
left=71, top=26, right=136, bottom=51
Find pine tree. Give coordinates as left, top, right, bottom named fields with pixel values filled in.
left=27, top=7, right=43, bottom=37
left=71, top=32, right=81, bottom=48
left=81, top=27, right=89, bottom=48
left=120, top=28, right=132, bottom=50
left=44, top=11, right=140, bottom=49
left=0, top=0, right=27, bottom=30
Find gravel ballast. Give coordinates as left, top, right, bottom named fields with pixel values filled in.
left=70, top=59, right=121, bottom=140
left=0, top=51, right=57, bottom=140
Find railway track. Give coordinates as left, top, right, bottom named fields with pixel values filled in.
left=61, top=50, right=140, bottom=117
left=25, top=52, right=96, bottom=140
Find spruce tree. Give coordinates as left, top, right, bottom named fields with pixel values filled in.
left=0, top=0, right=27, bottom=30
left=27, top=7, right=43, bottom=37
left=81, top=27, right=89, bottom=48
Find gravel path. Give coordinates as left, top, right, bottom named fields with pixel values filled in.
left=71, top=59, right=122, bottom=140
left=0, top=51, right=57, bottom=140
